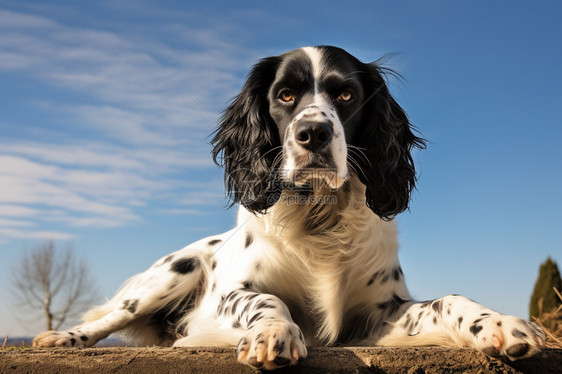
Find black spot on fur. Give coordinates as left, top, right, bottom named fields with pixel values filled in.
left=403, top=314, right=416, bottom=335
left=171, top=257, right=199, bottom=274
left=227, top=290, right=239, bottom=301
left=122, top=300, right=130, bottom=309
left=212, top=260, right=217, bottom=270
left=68, top=332, right=74, bottom=336
left=512, top=328, right=528, bottom=339
left=458, top=317, right=463, bottom=328
left=433, top=316, right=437, bottom=324
left=403, top=314, right=412, bottom=329
left=243, top=281, right=253, bottom=290
left=367, top=271, right=382, bottom=286
left=381, top=271, right=391, bottom=283
left=219, top=291, right=242, bottom=315
left=208, top=239, right=222, bottom=246
left=126, top=299, right=139, bottom=314
left=232, top=297, right=241, bottom=313
left=227, top=290, right=241, bottom=301
left=392, top=267, right=403, bottom=281
left=70, top=338, right=76, bottom=346
left=232, top=320, right=241, bottom=328
left=481, top=313, right=490, bottom=317
left=256, top=301, right=275, bottom=309
left=80, top=335, right=88, bottom=341
left=470, top=324, right=483, bottom=336
left=497, top=321, right=502, bottom=327
left=248, top=312, right=263, bottom=327
left=163, top=255, right=174, bottom=264
left=377, top=294, right=409, bottom=315
left=272, top=339, right=285, bottom=353
left=245, top=233, right=254, bottom=248
left=431, top=299, right=443, bottom=315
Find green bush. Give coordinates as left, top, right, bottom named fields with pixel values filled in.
left=529, top=257, right=562, bottom=320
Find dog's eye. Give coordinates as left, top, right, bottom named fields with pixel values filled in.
left=279, top=90, right=294, bottom=103
left=337, top=91, right=353, bottom=102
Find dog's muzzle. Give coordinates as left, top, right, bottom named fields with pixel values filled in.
left=281, top=103, right=348, bottom=190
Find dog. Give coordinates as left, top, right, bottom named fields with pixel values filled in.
left=33, top=46, right=545, bottom=370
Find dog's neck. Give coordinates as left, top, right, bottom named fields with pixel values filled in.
left=261, top=175, right=376, bottom=243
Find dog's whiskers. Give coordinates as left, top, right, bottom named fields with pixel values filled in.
left=347, top=154, right=368, bottom=182
left=347, top=145, right=372, bottom=168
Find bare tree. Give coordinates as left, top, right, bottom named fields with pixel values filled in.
left=11, top=241, right=99, bottom=331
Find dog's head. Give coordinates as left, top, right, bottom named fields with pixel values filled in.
left=212, top=46, right=425, bottom=219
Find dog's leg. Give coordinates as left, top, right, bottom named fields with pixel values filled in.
left=33, top=245, right=211, bottom=348
left=375, top=295, right=545, bottom=360
left=174, top=289, right=307, bottom=371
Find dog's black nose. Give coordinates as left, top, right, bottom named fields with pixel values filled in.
left=294, top=122, right=333, bottom=152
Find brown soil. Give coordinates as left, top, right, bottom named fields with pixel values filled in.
left=1, top=346, right=560, bottom=373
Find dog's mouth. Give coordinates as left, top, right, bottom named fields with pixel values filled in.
left=298, top=152, right=331, bottom=168
left=292, top=169, right=344, bottom=190
left=282, top=153, right=347, bottom=190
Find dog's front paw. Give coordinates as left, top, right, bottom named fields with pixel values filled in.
left=236, top=319, right=307, bottom=370
left=32, top=330, right=90, bottom=348
left=469, top=314, right=545, bottom=360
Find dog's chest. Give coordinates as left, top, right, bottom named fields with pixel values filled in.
left=227, top=203, right=401, bottom=343
left=250, top=238, right=379, bottom=343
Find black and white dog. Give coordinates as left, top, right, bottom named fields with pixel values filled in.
left=34, top=46, right=544, bottom=370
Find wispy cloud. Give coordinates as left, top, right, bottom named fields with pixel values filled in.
left=0, top=227, right=73, bottom=241
left=0, top=6, right=253, bottom=241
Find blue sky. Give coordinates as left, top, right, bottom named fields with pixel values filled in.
left=1, top=1, right=560, bottom=336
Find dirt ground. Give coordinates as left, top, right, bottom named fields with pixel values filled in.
left=1, top=346, right=561, bottom=374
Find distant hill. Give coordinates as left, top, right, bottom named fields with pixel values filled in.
left=3, top=337, right=33, bottom=347
left=3, top=336, right=128, bottom=347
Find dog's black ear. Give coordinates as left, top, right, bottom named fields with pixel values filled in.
left=352, top=63, right=426, bottom=220
left=211, top=56, right=282, bottom=213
